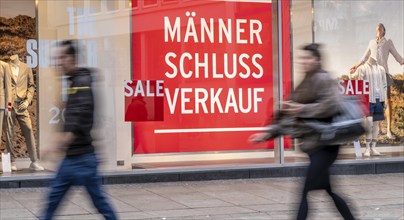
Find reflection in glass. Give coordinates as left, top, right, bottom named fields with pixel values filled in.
left=144, top=0, right=158, bottom=6
left=105, top=0, right=119, bottom=11
left=89, top=0, right=101, bottom=13
left=73, top=0, right=85, bottom=16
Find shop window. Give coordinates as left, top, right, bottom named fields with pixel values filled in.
left=144, top=0, right=158, bottom=6
left=74, top=0, right=85, bottom=16
left=104, top=0, right=119, bottom=11
left=126, top=0, right=135, bottom=8
left=89, top=0, right=101, bottom=14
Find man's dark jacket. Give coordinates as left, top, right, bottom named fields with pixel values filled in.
left=64, top=68, right=95, bottom=156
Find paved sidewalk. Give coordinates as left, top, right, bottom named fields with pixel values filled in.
left=0, top=173, right=403, bottom=220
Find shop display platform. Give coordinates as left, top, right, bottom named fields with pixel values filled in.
left=1, top=147, right=403, bottom=189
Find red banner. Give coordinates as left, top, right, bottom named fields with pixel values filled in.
left=129, top=1, right=274, bottom=154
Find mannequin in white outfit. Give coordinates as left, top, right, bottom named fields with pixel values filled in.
left=351, top=23, right=404, bottom=139
left=355, top=57, right=387, bottom=157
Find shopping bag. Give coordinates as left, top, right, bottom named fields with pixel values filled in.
left=303, top=96, right=366, bottom=145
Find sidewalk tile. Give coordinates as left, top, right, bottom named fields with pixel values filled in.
left=122, top=200, right=187, bottom=211
left=117, top=211, right=158, bottom=219
left=0, top=200, right=24, bottom=209
left=243, top=203, right=298, bottom=212
left=146, top=208, right=205, bottom=218
left=230, top=212, right=271, bottom=220
left=0, top=208, right=36, bottom=218
left=1, top=174, right=403, bottom=220
left=145, top=185, right=197, bottom=195
left=201, top=191, right=275, bottom=206
left=194, top=206, right=255, bottom=215
left=53, top=214, right=101, bottom=220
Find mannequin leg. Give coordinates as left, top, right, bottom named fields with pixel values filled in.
left=364, top=116, right=373, bottom=157
left=5, top=109, right=17, bottom=163
left=385, top=97, right=394, bottom=139
left=378, top=121, right=383, bottom=135
left=371, top=122, right=381, bottom=156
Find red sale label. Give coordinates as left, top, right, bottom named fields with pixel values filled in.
left=130, top=1, right=274, bottom=154
left=338, top=80, right=370, bottom=116
left=124, top=80, right=165, bottom=122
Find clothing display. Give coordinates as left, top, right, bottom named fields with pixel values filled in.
left=360, top=37, right=404, bottom=74
left=5, top=55, right=43, bottom=170
left=356, top=58, right=387, bottom=103
left=0, top=60, right=12, bottom=148
left=355, top=57, right=386, bottom=157
left=370, top=99, right=385, bottom=121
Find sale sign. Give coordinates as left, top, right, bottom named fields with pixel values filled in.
left=337, top=80, right=370, bottom=116
left=128, top=1, right=274, bottom=154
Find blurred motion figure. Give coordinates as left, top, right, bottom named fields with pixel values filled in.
left=250, top=44, right=355, bottom=220
left=41, top=40, right=117, bottom=220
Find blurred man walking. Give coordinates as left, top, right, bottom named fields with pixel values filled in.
left=41, top=40, right=117, bottom=220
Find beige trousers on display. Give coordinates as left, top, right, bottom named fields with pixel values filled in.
left=0, top=109, right=4, bottom=142
left=6, top=107, right=38, bottom=163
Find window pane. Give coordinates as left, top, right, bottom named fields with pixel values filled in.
left=89, top=0, right=101, bottom=13
left=105, top=0, right=119, bottom=11
left=126, top=0, right=134, bottom=8
left=74, top=0, right=85, bottom=16
left=144, top=0, right=157, bottom=6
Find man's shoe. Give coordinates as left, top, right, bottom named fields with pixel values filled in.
left=363, top=148, right=371, bottom=157
left=11, top=162, right=17, bottom=171
left=29, top=162, right=44, bottom=171
left=371, top=148, right=381, bottom=156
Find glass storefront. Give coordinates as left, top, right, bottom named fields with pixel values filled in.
left=290, top=0, right=404, bottom=162
left=0, top=0, right=402, bottom=173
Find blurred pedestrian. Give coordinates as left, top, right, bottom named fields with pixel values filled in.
left=250, top=44, right=355, bottom=220
left=350, top=23, right=404, bottom=139
left=41, top=40, right=117, bottom=220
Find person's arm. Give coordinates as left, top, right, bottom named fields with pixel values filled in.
left=357, top=65, right=366, bottom=80
left=55, top=132, right=75, bottom=151
left=18, top=67, right=36, bottom=110
left=351, top=41, right=371, bottom=74
left=26, top=67, right=35, bottom=104
left=388, top=39, right=404, bottom=65
left=350, top=65, right=361, bottom=79
left=1, top=62, right=11, bottom=113
left=380, top=66, right=387, bottom=93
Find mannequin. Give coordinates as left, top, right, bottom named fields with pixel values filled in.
left=6, top=54, right=44, bottom=171
left=0, top=60, right=12, bottom=155
left=350, top=23, right=404, bottom=139
left=10, top=55, right=20, bottom=81
left=355, top=57, right=387, bottom=157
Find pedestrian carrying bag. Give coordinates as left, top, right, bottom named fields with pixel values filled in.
left=303, top=96, right=366, bottom=145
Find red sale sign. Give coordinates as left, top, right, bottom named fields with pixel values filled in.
left=338, top=80, right=370, bottom=116
left=129, top=1, right=274, bottom=154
